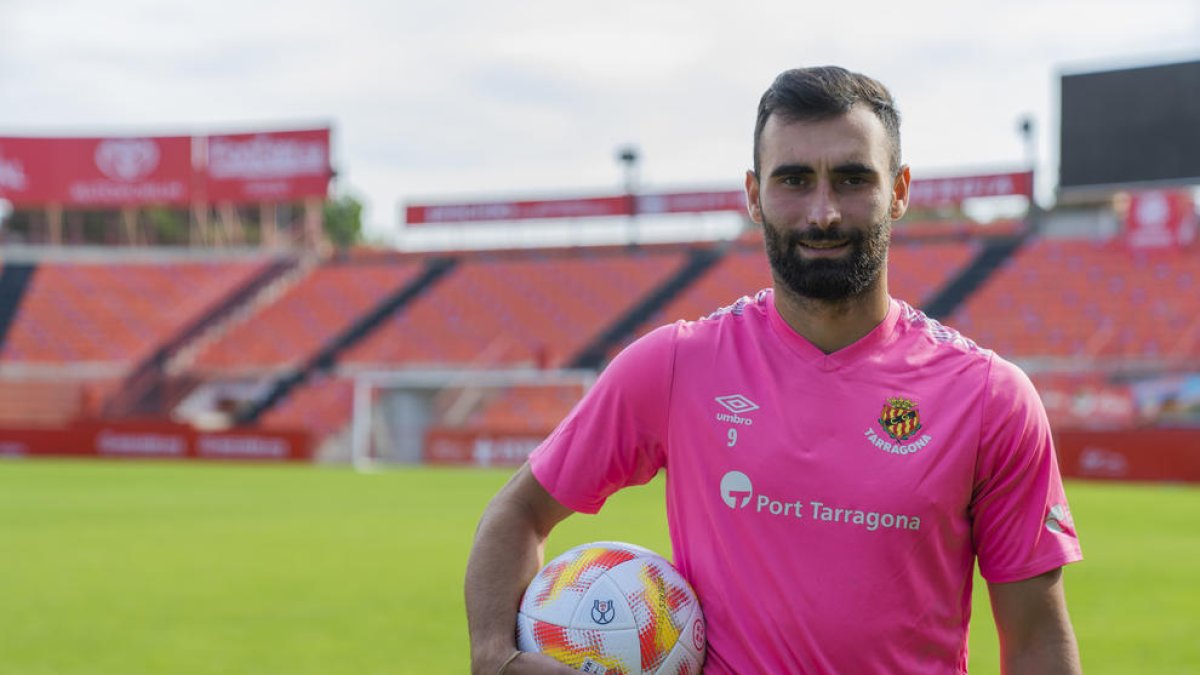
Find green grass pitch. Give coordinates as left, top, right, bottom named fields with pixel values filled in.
left=1, top=459, right=1196, bottom=674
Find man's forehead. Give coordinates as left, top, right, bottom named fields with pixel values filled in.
left=760, top=106, right=890, bottom=170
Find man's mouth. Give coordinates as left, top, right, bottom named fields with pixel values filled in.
left=798, top=240, right=849, bottom=250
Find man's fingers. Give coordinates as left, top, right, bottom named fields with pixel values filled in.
left=506, top=652, right=579, bottom=674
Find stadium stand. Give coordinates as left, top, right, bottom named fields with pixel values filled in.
left=341, top=247, right=689, bottom=370
left=258, top=374, right=353, bottom=441
left=0, top=257, right=276, bottom=424
left=254, top=246, right=691, bottom=449
left=0, top=378, right=88, bottom=427
left=469, top=384, right=583, bottom=430
left=948, top=239, right=1200, bottom=361
left=189, top=259, right=426, bottom=373
left=0, top=259, right=270, bottom=366
left=5, top=223, right=1196, bottom=471
left=888, top=240, right=982, bottom=310
left=633, top=244, right=772, bottom=329
left=259, top=375, right=584, bottom=448
left=0, top=261, right=36, bottom=347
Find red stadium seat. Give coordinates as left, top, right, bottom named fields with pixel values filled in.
left=189, top=260, right=424, bottom=373
left=948, top=239, right=1200, bottom=360
left=0, top=259, right=270, bottom=366
left=342, top=248, right=688, bottom=370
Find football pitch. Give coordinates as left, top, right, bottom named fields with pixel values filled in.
left=2, top=460, right=1196, bottom=674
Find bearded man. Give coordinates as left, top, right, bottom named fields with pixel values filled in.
left=465, top=66, right=1083, bottom=675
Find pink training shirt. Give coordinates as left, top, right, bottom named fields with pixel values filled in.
left=530, top=290, right=1082, bottom=674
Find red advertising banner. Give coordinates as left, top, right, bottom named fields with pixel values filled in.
left=405, top=171, right=1036, bottom=225
left=0, top=137, right=62, bottom=206
left=424, top=427, right=550, bottom=467
left=1124, top=189, right=1197, bottom=250
left=0, top=421, right=313, bottom=462
left=635, top=190, right=746, bottom=215
left=0, top=136, right=193, bottom=206
left=64, top=136, right=194, bottom=206
left=1056, top=428, right=1200, bottom=482
left=1036, top=381, right=1137, bottom=429
left=407, top=195, right=630, bottom=225
left=906, top=170, right=1033, bottom=208
left=204, top=128, right=332, bottom=202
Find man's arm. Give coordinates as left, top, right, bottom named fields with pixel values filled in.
left=987, top=567, right=1081, bottom=675
left=465, top=463, right=577, bottom=675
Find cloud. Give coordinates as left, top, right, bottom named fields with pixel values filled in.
left=1, top=0, right=1198, bottom=238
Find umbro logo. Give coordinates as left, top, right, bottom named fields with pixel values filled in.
left=714, top=394, right=758, bottom=426
left=715, top=394, right=759, bottom=414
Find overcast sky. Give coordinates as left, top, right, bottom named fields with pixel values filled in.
left=1, top=0, right=1198, bottom=243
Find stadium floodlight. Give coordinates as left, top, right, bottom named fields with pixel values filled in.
left=616, top=144, right=642, bottom=244
left=348, top=367, right=597, bottom=472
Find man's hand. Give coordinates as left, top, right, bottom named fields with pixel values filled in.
left=988, top=567, right=1082, bottom=675
left=465, top=464, right=575, bottom=675
left=476, top=649, right=579, bottom=675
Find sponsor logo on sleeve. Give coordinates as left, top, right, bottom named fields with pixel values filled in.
left=1045, top=503, right=1075, bottom=535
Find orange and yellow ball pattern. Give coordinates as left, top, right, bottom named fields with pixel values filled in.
left=517, top=542, right=705, bottom=674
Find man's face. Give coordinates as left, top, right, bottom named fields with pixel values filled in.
left=746, top=106, right=909, bottom=302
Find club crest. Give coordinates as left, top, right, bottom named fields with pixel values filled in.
left=879, top=396, right=922, bottom=442
left=591, top=599, right=615, bottom=625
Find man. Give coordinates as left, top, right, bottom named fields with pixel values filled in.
left=466, top=66, right=1082, bottom=674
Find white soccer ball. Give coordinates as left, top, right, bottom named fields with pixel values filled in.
left=516, top=541, right=706, bottom=674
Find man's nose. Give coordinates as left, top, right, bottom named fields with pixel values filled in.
left=807, top=181, right=841, bottom=229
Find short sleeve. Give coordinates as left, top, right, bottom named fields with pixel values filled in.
left=971, top=356, right=1083, bottom=583
left=529, top=324, right=677, bottom=514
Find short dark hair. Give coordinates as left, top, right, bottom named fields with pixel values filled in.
left=753, top=66, right=901, bottom=176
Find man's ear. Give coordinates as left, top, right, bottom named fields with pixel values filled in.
left=890, top=165, right=911, bottom=221
left=745, top=169, right=763, bottom=224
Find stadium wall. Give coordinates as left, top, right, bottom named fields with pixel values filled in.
left=1056, top=428, right=1200, bottom=482
left=0, top=420, right=312, bottom=462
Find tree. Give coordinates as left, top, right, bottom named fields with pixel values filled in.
left=323, top=193, right=364, bottom=248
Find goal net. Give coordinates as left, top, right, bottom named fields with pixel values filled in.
left=347, top=367, right=596, bottom=470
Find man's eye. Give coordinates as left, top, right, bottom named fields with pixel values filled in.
left=843, top=175, right=868, bottom=186
left=781, top=176, right=806, bottom=186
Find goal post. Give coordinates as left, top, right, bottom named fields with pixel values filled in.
left=348, top=367, right=597, bottom=471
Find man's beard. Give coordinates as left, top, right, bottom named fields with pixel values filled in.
left=762, top=210, right=891, bottom=302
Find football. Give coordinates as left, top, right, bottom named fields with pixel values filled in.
left=516, top=541, right=706, bottom=674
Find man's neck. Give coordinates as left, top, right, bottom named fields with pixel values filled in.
left=772, top=280, right=891, bottom=355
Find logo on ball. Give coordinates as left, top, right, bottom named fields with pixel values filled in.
left=591, top=599, right=615, bottom=625
left=692, top=619, right=706, bottom=651
left=517, top=542, right=706, bottom=672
